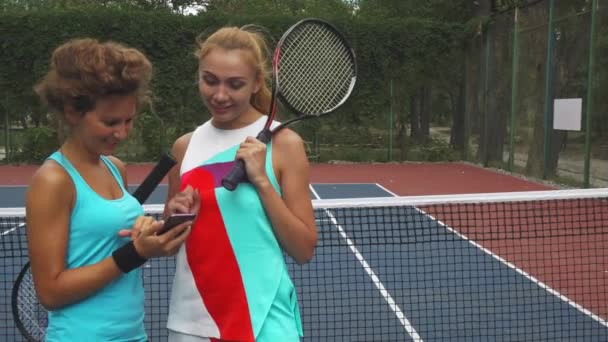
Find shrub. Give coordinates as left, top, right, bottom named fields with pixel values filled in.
left=14, top=126, right=59, bottom=163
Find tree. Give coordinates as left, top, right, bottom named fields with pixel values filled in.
left=522, top=1, right=594, bottom=178
left=0, top=0, right=207, bottom=13
left=357, top=0, right=472, bottom=153
left=200, top=0, right=355, bottom=19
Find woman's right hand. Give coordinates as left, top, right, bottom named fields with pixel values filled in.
left=119, top=185, right=199, bottom=241
left=166, top=185, right=200, bottom=215
left=132, top=215, right=191, bottom=258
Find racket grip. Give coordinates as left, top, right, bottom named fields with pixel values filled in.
left=221, top=128, right=273, bottom=191
left=221, top=159, right=247, bottom=191
left=132, top=152, right=177, bottom=204
left=257, top=128, right=272, bottom=143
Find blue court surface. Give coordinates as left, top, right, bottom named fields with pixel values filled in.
left=0, top=183, right=396, bottom=207
left=0, top=184, right=170, bottom=207
left=1, top=183, right=607, bottom=341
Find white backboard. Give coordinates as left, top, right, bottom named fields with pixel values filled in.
left=553, top=98, right=582, bottom=131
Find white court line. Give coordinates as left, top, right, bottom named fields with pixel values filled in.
left=310, top=183, right=396, bottom=200
left=1, top=223, right=25, bottom=236
left=322, top=208, right=423, bottom=341
left=309, top=184, right=321, bottom=200
left=414, top=206, right=608, bottom=329
left=312, top=184, right=421, bottom=338
left=374, top=183, right=399, bottom=197
left=310, top=182, right=382, bottom=185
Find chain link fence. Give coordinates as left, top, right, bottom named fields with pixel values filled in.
left=1, top=1, right=606, bottom=187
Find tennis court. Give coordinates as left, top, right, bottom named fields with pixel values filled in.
left=1, top=182, right=607, bottom=341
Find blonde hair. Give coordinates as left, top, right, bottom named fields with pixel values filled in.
left=35, top=38, right=153, bottom=115
left=195, top=27, right=272, bottom=114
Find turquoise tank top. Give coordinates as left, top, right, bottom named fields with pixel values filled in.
left=44, top=151, right=147, bottom=342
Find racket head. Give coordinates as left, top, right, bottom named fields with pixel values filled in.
left=274, top=18, right=357, bottom=118
left=11, top=262, right=47, bottom=342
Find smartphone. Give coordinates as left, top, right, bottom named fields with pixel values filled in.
left=158, top=213, right=195, bottom=234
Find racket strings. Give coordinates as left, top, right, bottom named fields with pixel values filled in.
left=17, top=270, right=47, bottom=338
left=278, top=23, right=355, bottom=115
left=281, top=28, right=352, bottom=111
left=296, top=29, right=353, bottom=105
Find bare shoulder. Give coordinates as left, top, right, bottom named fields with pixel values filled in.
left=106, top=155, right=125, bottom=168
left=272, top=128, right=308, bottom=172
left=271, top=128, right=311, bottom=197
left=174, top=132, right=193, bottom=148
left=27, top=160, right=74, bottom=208
left=29, top=160, right=72, bottom=190
left=172, top=132, right=193, bottom=161
left=106, top=155, right=128, bottom=185
left=106, top=155, right=126, bottom=173
left=272, top=128, right=304, bottom=150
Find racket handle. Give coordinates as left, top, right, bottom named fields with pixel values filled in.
left=221, top=159, right=247, bottom=191
left=221, top=128, right=273, bottom=191
left=257, top=129, right=272, bottom=144
left=132, top=152, right=177, bottom=204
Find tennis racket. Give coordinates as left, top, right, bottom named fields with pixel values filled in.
left=11, top=152, right=177, bottom=341
left=221, top=18, right=357, bottom=191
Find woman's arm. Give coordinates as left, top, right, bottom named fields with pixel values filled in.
left=26, top=162, right=124, bottom=310
left=27, top=161, right=191, bottom=310
left=163, top=133, right=195, bottom=218
left=239, top=129, right=317, bottom=264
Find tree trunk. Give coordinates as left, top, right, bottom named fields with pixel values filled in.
left=526, top=59, right=546, bottom=177
left=486, top=15, right=511, bottom=165
left=396, top=97, right=408, bottom=161
left=410, top=92, right=423, bottom=143
left=450, top=82, right=466, bottom=152
left=420, top=86, right=431, bottom=141
left=475, top=0, right=493, bottom=164
left=545, top=13, right=590, bottom=177
left=525, top=3, right=550, bottom=177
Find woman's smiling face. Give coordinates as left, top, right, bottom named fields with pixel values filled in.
left=198, top=47, right=262, bottom=129
left=67, top=94, right=138, bottom=155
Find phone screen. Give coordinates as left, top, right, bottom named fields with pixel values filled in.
left=158, top=213, right=195, bottom=234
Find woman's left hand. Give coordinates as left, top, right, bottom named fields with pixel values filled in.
left=236, top=136, right=269, bottom=187
left=167, top=185, right=200, bottom=215
left=120, top=186, right=200, bottom=240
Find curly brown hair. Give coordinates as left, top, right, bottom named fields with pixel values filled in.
left=34, top=38, right=153, bottom=115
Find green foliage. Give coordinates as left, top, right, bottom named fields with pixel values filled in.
left=13, top=126, right=59, bottom=163
left=407, top=138, right=458, bottom=162
left=0, top=7, right=467, bottom=163
left=137, top=111, right=165, bottom=160
left=0, top=0, right=203, bottom=12
left=204, top=0, right=355, bottom=19
left=356, top=0, right=473, bottom=23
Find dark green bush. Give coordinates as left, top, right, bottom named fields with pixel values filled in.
left=408, top=138, right=457, bottom=162
left=14, top=126, right=59, bottom=163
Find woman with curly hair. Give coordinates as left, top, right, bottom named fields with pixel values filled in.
left=27, top=38, right=192, bottom=341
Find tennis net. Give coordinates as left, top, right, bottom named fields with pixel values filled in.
left=1, top=188, right=607, bottom=341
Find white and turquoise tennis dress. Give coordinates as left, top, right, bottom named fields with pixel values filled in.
left=167, top=116, right=303, bottom=342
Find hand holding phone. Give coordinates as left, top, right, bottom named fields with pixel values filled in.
left=158, top=213, right=195, bottom=235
